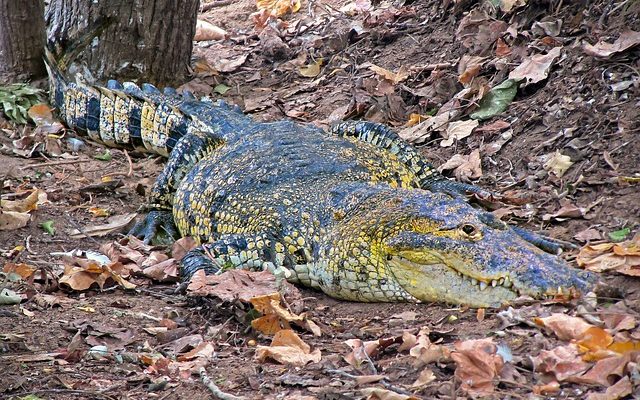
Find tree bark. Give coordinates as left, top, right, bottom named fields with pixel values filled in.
left=0, top=0, right=46, bottom=83
left=45, top=0, right=199, bottom=86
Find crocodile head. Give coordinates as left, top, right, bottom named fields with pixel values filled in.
left=329, top=184, right=597, bottom=307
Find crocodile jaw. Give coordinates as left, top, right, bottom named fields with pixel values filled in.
left=388, top=256, right=519, bottom=307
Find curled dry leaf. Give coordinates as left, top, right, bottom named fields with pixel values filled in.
left=543, top=151, right=573, bottom=177
left=438, top=149, right=483, bottom=182
left=68, top=213, right=137, bottom=238
left=59, top=260, right=136, bottom=291
left=2, top=262, right=37, bottom=279
left=509, top=47, right=562, bottom=85
left=369, top=64, right=409, bottom=84
left=194, top=20, right=228, bottom=41
left=533, top=313, right=594, bottom=341
left=532, top=344, right=591, bottom=382
left=440, top=119, right=479, bottom=147
left=583, top=31, right=640, bottom=58
left=344, top=335, right=403, bottom=368
left=360, top=387, right=419, bottom=400
left=0, top=188, right=47, bottom=231
left=255, top=329, right=321, bottom=367
left=406, top=327, right=450, bottom=367
left=586, top=376, right=632, bottom=400
left=451, top=338, right=504, bottom=396
left=576, top=234, right=640, bottom=276
left=256, top=0, right=300, bottom=17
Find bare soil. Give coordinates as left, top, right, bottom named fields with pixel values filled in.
left=1, top=0, right=639, bottom=399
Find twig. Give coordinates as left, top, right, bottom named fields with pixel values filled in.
left=327, top=370, right=415, bottom=397
left=201, top=0, right=233, bottom=11
left=20, top=158, right=89, bottom=169
left=199, top=367, right=247, bottom=400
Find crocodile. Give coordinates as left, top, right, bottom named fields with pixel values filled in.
left=44, top=55, right=597, bottom=307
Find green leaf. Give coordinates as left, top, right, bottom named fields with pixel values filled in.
left=470, top=79, right=518, bottom=121
left=213, top=84, right=231, bottom=95
left=608, top=227, right=630, bottom=242
left=0, top=288, right=22, bottom=305
left=41, top=220, right=56, bottom=236
left=0, top=84, right=44, bottom=124
left=94, top=149, right=112, bottom=161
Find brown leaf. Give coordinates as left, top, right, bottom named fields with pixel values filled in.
left=574, top=354, right=630, bottom=386
left=344, top=336, right=403, bottom=368
left=409, top=327, right=451, bottom=366
left=532, top=344, right=591, bottom=381
left=171, top=236, right=198, bottom=261
left=509, top=47, right=562, bottom=85
left=574, top=228, right=602, bottom=243
left=533, top=313, right=594, bottom=341
left=0, top=188, right=46, bottom=212
left=256, top=0, right=301, bottom=17
left=438, top=149, right=483, bottom=182
left=585, top=376, right=632, bottom=400
left=0, top=211, right=31, bottom=231
left=360, top=387, right=419, bottom=400
left=542, top=202, right=587, bottom=221
left=142, top=258, right=179, bottom=282
left=583, top=31, right=640, bottom=58
left=451, top=338, right=504, bottom=396
left=68, top=213, right=137, bottom=238
left=576, top=235, right=640, bottom=276
left=194, top=20, right=228, bottom=41
left=440, top=119, right=479, bottom=147
left=369, top=64, right=409, bottom=84
left=255, top=329, right=321, bottom=366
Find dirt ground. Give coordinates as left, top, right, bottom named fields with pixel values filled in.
left=1, top=0, right=640, bottom=399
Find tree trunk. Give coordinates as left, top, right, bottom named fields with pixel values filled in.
left=0, top=0, right=46, bottom=83
left=45, top=0, right=199, bottom=86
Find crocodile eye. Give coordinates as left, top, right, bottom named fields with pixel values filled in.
left=387, top=254, right=393, bottom=261
left=461, top=224, right=479, bottom=236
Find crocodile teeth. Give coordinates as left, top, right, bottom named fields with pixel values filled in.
left=557, top=286, right=563, bottom=295
left=479, top=281, right=488, bottom=291
left=503, top=277, right=512, bottom=288
left=498, top=278, right=504, bottom=285
left=491, top=279, right=498, bottom=287
left=471, top=278, right=478, bottom=286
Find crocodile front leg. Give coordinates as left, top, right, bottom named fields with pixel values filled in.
left=131, top=128, right=225, bottom=244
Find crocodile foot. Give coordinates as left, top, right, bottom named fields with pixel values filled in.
left=129, top=210, right=180, bottom=244
left=511, top=226, right=576, bottom=255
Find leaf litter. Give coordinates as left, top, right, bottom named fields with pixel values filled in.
left=2, top=0, right=640, bottom=398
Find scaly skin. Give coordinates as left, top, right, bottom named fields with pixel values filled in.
left=46, top=55, right=597, bottom=307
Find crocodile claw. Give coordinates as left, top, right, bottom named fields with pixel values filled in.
left=129, top=210, right=179, bottom=244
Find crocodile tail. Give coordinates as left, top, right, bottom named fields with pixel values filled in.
left=44, top=47, right=195, bottom=156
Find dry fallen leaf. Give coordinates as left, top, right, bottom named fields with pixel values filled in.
left=255, top=329, right=321, bottom=366
left=451, top=338, right=504, bottom=396
left=298, top=59, right=323, bottom=78
left=509, top=47, right=562, bottom=85
left=583, top=31, right=640, bottom=58
left=369, top=64, right=409, bottom=84
left=360, top=387, right=419, bottom=400
left=440, top=119, right=479, bottom=147
left=533, top=313, right=594, bottom=341
left=59, top=260, right=136, bottom=291
left=439, top=149, right=483, bottom=182
left=194, top=20, right=228, bottom=41
left=585, top=376, right=632, bottom=400
left=532, top=344, right=591, bottom=381
left=576, top=234, right=640, bottom=276
left=543, top=151, right=573, bottom=177
left=344, top=335, right=403, bottom=368
left=404, top=327, right=450, bottom=367
left=68, top=213, right=137, bottom=238
left=256, top=0, right=301, bottom=17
